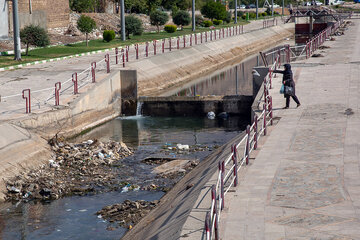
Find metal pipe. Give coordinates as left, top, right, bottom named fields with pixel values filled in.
left=235, top=0, right=238, bottom=23
left=120, top=0, right=125, bottom=41
left=192, top=0, right=195, bottom=31
left=12, top=0, right=21, bottom=61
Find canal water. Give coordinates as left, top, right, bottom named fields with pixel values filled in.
left=0, top=47, right=285, bottom=239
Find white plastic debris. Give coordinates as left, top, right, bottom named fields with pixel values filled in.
left=49, top=159, right=60, bottom=169
left=207, top=111, right=215, bottom=120
left=177, top=144, right=189, bottom=150
left=87, top=140, right=94, bottom=145
left=98, top=152, right=105, bottom=160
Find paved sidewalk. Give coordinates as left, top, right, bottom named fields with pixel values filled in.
left=222, top=19, right=360, bottom=239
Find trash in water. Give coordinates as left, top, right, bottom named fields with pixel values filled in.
left=79, top=209, right=88, bottom=212
left=121, top=184, right=131, bottom=193
left=207, top=111, right=215, bottom=120
left=177, top=144, right=189, bottom=150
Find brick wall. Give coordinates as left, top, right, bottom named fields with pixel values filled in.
left=8, top=0, right=70, bottom=29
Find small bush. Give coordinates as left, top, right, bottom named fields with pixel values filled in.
left=195, top=14, right=204, bottom=26
left=224, top=11, right=232, bottom=23
left=164, top=24, right=177, bottom=33
left=213, top=19, right=223, bottom=25
left=203, top=20, right=213, bottom=27
left=103, top=30, right=115, bottom=42
left=20, top=25, right=50, bottom=55
left=241, top=14, right=246, bottom=20
left=261, top=12, right=267, bottom=17
left=249, top=12, right=256, bottom=19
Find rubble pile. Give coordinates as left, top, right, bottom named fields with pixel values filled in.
left=4, top=138, right=133, bottom=201
left=97, top=200, right=159, bottom=228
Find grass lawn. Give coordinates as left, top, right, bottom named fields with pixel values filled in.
left=0, top=21, right=250, bottom=69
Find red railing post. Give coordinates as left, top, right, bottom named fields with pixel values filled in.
left=263, top=103, right=267, bottom=136
left=122, top=51, right=125, bottom=67
left=205, top=212, right=211, bottom=240
left=153, top=40, right=157, bottom=55
left=232, top=145, right=238, bottom=187
left=214, top=30, right=217, bottom=40
left=183, top=35, right=186, bottom=48
left=22, top=89, right=31, bottom=113
left=135, top=44, right=139, bottom=59
left=245, top=125, right=250, bottom=165
left=162, top=39, right=165, bottom=53
left=214, top=213, right=219, bottom=240
left=91, top=62, right=96, bottom=83
left=269, top=68, right=272, bottom=89
left=126, top=46, right=129, bottom=62
left=190, top=34, right=193, bottom=46
left=210, top=30, right=213, bottom=41
left=270, top=96, right=273, bottom=125
left=195, top=33, right=197, bottom=44
left=115, top=47, right=118, bottom=64
left=72, top=73, right=78, bottom=94
left=201, top=32, right=203, bottom=43
left=222, top=28, right=224, bottom=38
left=105, top=53, right=110, bottom=73
left=254, top=115, right=258, bottom=150
left=219, top=161, right=225, bottom=210
left=169, top=38, right=172, bottom=51
left=146, top=42, right=149, bottom=57
left=55, top=82, right=61, bottom=106
left=177, top=37, right=180, bottom=49
left=205, top=31, right=208, bottom=42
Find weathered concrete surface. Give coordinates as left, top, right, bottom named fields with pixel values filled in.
left=133, top=24, right=294, bottom=97
left=221, top=19, right=360, bottom=239
left=140, top=95, right=253, bottom=117
left=0, top=123, right=52, bottom=201
left=12, top=70, right=122, bottom=138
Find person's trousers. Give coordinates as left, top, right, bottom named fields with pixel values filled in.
left=286, top=95, right=300, bottom=107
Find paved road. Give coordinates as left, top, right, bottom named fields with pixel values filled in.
left=222, top=19, right=360, bottom=239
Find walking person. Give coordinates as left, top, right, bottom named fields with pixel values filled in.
left=273, top=64, right=301, bottom=109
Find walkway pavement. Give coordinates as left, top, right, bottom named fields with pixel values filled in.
left=222, top=19, right=360, bottom=239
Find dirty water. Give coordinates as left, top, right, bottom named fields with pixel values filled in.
left=0, top=116, right=246, bottom=239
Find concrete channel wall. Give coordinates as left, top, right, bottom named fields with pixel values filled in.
left=139, top=95, right=253, bottom=117
left=13, top=70, right=122, bottom=138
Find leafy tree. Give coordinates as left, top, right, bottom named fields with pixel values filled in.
left=77, top=15, right=97, bottom=46
left=124, top=0, right=147, bottom=13
left=146, top=0, right=161, bottom=14
left=201, top=1, right=227, bottom=21
left=70, top=0, right=96, bottom=13
left=123, top=15, right=144, bottom=39
left=150, top=10, right=169, bottom=33
left=173, top=10, right=191, bottom=30
left=20, top=25, right=50, bottom=56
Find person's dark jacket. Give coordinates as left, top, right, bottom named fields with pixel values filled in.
left=273, top=64, right=295, bottom=96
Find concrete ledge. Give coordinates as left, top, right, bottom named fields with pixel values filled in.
left=140, top=95, right=253, bottom=117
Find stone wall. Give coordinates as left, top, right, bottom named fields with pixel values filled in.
left=8, top=0, right=69, bottom=30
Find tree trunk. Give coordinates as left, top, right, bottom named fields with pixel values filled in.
left=157, top=25, right=160, bottom=33
left=26, top=43, right=29, bottom=56
left=86, top=33, right=88, bottom=46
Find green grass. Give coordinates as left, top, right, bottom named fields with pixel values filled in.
left=0, top=22, right=249, bottom=69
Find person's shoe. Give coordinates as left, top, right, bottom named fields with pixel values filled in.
left=283, top=106, right=289, bottom=109
left=296, top=103, right=301, bottom=108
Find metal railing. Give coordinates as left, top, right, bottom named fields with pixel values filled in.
left=203, top=18, right=346, bottom=240
left=0, top=25, right=257, bottom=115
left=204, top=48, right=285, bottom=240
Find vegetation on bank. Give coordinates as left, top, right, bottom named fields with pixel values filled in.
left=0, top=22, right=248, bottom=68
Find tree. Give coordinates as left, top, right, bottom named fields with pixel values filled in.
left=20, top=25, right=50, bottom=56
left=201, top=1, right=227, bottom=21
left=150, top=10, right=169, bottom=33
left=70, top=0, right=96, bottom=13
left=124, top=0, right=147, bottom=13
left=77, top=15, right=97, bottom=46
left=123, top=15, right=144, bottom=39
left=173, top=10, right=191, bottom=30
left=146, top=0, right=161, bottom=14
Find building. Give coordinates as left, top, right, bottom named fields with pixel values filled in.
left=0, top=0, right=70, bottom=40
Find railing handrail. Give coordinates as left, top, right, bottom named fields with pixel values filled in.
left=204, top=18, right=345, bottom=240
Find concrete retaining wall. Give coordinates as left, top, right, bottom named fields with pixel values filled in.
left=130, top=24, right=294, bottom=97
left=140, top=95, right=253, bottom=117
left=13, top=70, right=122, bottom=138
